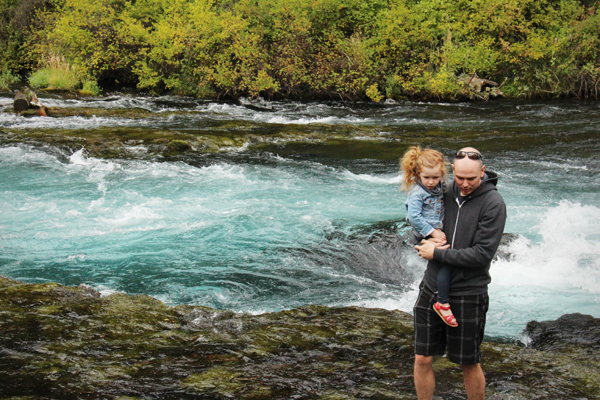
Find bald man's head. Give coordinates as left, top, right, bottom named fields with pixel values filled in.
left=452, top=147, right=485, bottom=196
left=454, top=147, right=483, bottom=167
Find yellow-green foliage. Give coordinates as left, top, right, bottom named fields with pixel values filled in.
left=375, top=0, right=600, bottom=99
left=0, top=68, right=20, bottom=89
left=29, top=53, right=79, bottom=90
left=18, top=0, right=600, bottom=99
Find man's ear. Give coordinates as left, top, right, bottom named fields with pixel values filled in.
left=480, top=165, right=486, bottom=177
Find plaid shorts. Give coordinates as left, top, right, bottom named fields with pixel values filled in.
left=413, top=281, right=489, bottom=365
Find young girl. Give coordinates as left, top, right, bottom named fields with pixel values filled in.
left=400, top=146, right=457, bottom=328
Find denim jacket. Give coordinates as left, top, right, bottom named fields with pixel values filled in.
left=405, top=184, right=444, bottom=238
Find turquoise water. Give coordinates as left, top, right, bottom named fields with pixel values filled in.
left=1, top=95, right=599, bottom=340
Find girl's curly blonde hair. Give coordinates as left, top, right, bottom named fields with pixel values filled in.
left=400, top=146, right=448, bottom=191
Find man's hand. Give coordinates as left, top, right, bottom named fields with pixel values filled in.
left=415, top=238, right=450, bottom=260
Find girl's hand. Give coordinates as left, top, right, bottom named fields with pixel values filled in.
left=430, top=229, right=446, bottom=240
left=431, top=237, right=447, bottom=245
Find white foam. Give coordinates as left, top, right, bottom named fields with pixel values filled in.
left=96, top=285, right=124, bottom=297
left=530, top=159, right=589, bottom=171
left=493, top=200, right=600, bottom=294
left=67, top=149, right=122, bottom=194
left=1, top=114, right=145, bottom=130
left=87, top=221, right=167, bottom=236
left=0, top=145, right=63, bottom=168
left=265, top=115, right=368, bottom=125
left=341, top=170, right=401, bottom=185
left=485, top=200, right=600, bottom=335
left=340, top=278, right=423, bottom=313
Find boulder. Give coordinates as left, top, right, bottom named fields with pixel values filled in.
left=525, top=313, right=600, bottom=353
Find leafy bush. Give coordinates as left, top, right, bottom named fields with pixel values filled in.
left=28, top=69, right=51, bottom=89
left=9, top=0, right=600, bottom=99
left=80, top=80, right=101, bottom=96
left=0, top=69, right=20, bottom=89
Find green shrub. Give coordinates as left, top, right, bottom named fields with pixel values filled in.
left=80, top=80, right=101, bottom=96
left=0, top=69, right=20, bottom=89
left=29, top=67, right=79, bottom=90
left=28, top=69, right=51, bottom=89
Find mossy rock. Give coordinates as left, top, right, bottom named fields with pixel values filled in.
left=1, top=276, right=599, bottom=399
left=167, top=139, right=191, bottom=152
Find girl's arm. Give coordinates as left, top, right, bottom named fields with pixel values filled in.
left=406, top=190, right=435, bottom=237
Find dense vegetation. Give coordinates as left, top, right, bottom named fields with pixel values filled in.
left=1, top=0, right=599, bottom=100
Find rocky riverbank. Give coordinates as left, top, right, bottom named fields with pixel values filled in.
left=1, top=276, right=598, bottom=399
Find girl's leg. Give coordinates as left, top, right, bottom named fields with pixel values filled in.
left=434, top=265, right=458, bottom=327
left=436, top=265, right=452, bottom=304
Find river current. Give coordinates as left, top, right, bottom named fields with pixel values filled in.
left=1, top=94, right=599, bottom=340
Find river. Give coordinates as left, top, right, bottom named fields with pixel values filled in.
left=1, top=93, right=599, bottom=341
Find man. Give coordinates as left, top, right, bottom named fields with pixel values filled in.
left=413, top=147, right=507, bottom=400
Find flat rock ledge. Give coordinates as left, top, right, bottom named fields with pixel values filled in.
left=0, top=106, right=397, bottom=160
left=0, top=276, right=598, bottom=400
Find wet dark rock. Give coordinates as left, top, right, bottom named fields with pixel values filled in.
left=525, top=313, right=600, bottom=352
left=1, top=276, right=599, bottom=399
left=315, top=220, right=418, bottom=288
left=167, top=139, right=192, bottom=152
left=318, top=221, right=518, bottom=288
left=494, top=232, right=521, bottom=261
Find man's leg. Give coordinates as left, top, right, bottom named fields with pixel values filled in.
left=446, top=292, right=489, bottom=399
left=413, top=284, right=446, bottom=399
left=414, top=355, right=435, bottom=400
left=461, top=363, right=485, bottom=400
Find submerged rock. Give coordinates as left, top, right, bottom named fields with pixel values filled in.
left=167, top=139, right=192, bottom=152
left=0, top=276, right=598, bottom=399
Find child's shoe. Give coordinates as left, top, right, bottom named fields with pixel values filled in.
left=433, top=302, right=458, bottom=327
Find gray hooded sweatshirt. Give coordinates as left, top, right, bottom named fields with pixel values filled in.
left=424, top=171, right=507, bottom=296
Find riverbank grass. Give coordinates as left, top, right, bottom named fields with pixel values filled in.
left=29, top=54, right=100, bottom=95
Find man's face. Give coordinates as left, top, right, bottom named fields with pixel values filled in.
left=452, top=159, right=485, bottom=196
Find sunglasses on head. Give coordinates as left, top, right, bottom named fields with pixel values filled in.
left=455, top=151, right=483, bottom=161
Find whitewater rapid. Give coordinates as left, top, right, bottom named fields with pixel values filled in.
left=1, top=144, right=598, bottom=339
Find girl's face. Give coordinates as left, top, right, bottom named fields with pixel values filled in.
left=418, top=165, right=443, bottom=190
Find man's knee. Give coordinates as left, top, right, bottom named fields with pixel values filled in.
left=414, top=355, right=434, bottom=369
left=460, top=363, right=482, bottom=374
